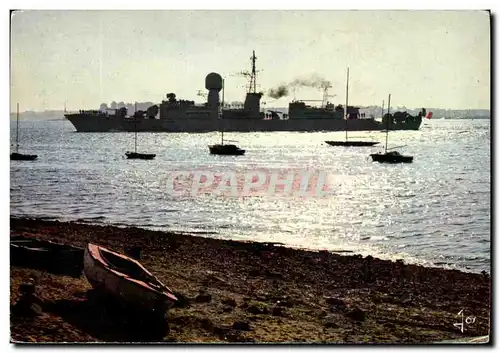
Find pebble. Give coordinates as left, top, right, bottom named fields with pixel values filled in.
left=232, top=321, right=251, bottom=331
left=346, top=308, right=366, bottom=321
left=221, top=297, right=237, bottom=307
left=194, top=293, right=212, bottom=303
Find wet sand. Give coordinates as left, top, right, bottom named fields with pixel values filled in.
left=10, top=217, right=490, bottom=343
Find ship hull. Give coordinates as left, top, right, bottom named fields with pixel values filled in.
left=65, top=114, right=422, bottom=133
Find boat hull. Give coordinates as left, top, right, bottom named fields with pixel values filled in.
left=125, top=152, right=156, bottom=160
left=10, top=153, right=38, bottom=161
left=10, top=235, right=84, bottom=277
left=83, top=244, right=177, bottom=315
left=370, top=153, right=414, bottom=163
left=209, top=145, right=246, bottom=155
left=325, top=141, right=379, bottom=147
left=66, top=114, right=422, bottom=133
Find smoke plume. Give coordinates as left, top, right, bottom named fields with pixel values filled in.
left=268, top=85, right=289, bottom=99
left=267, top=74, right=332, bottom=99
left=290, top=74, right=332, bottom=89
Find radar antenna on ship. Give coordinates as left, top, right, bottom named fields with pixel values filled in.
left=236, top=50, right=262, bottom=94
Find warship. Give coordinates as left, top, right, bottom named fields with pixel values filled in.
left=65, top=51, right=424, bottom=133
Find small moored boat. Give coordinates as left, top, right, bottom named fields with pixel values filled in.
left=370, top=94, right=414, bottom=164
left=208, top=78, right=246, bottom=156
left=125, top=151, right=156, bottom=160
left=324, top=68, right=379, bottom=148
left=209, top=130, right=245, bottom=156
left=125, top=109, right=156, bottom=160
left=326, top=140, right=379, bottom=147
left=83, top=244, right=177, bottom=315
left=11, top=103, right=38, bottom=161
left=209, top=143, right=245, bottom=156
left=10, top=152, right=38, bottom=161
left=370, top=150, right=413, bottom=163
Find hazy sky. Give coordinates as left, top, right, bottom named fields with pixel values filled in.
left=10, top=10, right=490, bottom=111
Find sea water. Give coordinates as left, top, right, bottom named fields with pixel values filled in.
left=10, top=118, right=491, bottom=273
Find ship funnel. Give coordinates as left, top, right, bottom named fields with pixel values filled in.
left=243, top=92, right=263, bottom=118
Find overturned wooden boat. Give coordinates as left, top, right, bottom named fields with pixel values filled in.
left=10, top=235, right=84, bottom=277
left=83, top=243, right=177, bottom=315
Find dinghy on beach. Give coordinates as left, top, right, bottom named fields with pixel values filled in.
left=83, top=244, right=177, bottom=316
left=10, top=235, right=84, bottom=277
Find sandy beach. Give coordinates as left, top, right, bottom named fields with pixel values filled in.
left=10, top=217, right=490, bottom=343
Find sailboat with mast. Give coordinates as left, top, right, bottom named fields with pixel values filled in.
left=208, top=77, right=246, bottom=156
left=325, top=68, right=379, bottom=147
left=10, top=103, right=38, bottom=161
left=209, top=130, right=245, bottom=156
left=370, top=94, right=413, bottom=163
left=125, top=104, right=156, bottom=160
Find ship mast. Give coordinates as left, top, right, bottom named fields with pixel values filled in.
left=238, top=50, right=260, bottom=95
left=242, top=50, right=259, bottom=94
left=250, top=50, right=257, bottom=93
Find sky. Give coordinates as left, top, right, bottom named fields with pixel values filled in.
left=10, top=10, right=491, bottom=111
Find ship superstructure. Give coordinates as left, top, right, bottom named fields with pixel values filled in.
left=65, top=51, right=423, bottom=132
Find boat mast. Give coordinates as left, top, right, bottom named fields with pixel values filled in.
left=134, top=127, right=137, bottom=153
left=221, top=78, right=225, bottom=145
left=222, top=78, right=225, bottom=112
left=385, top=94, right=391, bottom=153
left=345, top=67, right=349, bottom=142
left=134, top=102, right=138, bottom=153
left=381, top=100, right=384, bottom=119
left=15, top=103, right=19, bottom=153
